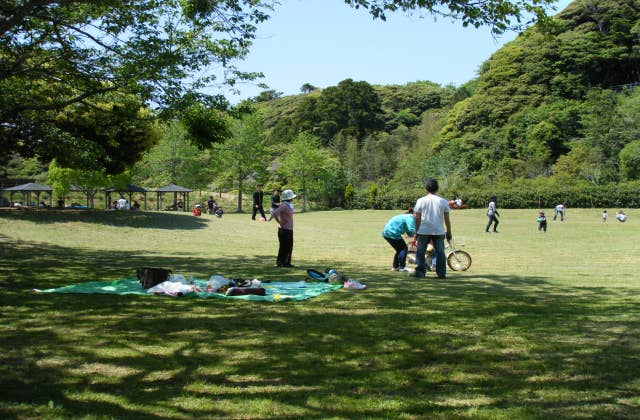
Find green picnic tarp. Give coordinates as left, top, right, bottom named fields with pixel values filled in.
left=41, top=278, right=342, bottom=302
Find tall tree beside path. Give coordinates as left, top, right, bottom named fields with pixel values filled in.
left=278, top=132, right=342, bottom=212
left=214, top=113, right=270, bottom=213
left=132, top=121, right=215, bottom=190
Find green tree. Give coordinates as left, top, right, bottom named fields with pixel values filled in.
left=214, top=113, right=270, bottom=212
left=344, top=183, right=355, bottom=209
left=253, top=90, right=284, bottom=102
left=47, top=160, right=130, bottom=208
left=1, top=0, right=273, bottom=169
left=552, top=140, right=607, bottom=185
left=133, top=121, right=214, bottom=190
left=293, top=79, right=384, bottom=143
left=52, top=95, right=162, bottom=174
left=368, top=183, right=378, bottom=209
left=3, top=0, right=552, bottom=171
left=619, top=140, right=640, bottom=180
left=300, top=83, right=318, bottom=93
left=278, top=132, right=341, bottom=212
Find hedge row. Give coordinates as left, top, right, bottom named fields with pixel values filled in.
left=347, top=182, right=640, bottom=210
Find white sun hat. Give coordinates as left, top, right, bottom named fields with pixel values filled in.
left=281, top=189, right=297, bottom=200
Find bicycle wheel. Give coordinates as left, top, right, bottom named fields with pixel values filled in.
left=447, top=250, right=472, bottom=271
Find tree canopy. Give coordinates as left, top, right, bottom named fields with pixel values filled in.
left=344, top=0, right=556, bottom=33
left=1, top=0, right=273, bottom=171
left=2, top=0, right=558, bottom=174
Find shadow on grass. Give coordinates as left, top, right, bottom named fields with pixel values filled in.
left=0, top=208, right=209, bottom=230
left=1, top=238, right=640, bottom=418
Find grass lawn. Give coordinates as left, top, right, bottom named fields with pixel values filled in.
left=1, top=207, right=639, bottom=419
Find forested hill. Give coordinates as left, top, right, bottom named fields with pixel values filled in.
left=250, top=0, right=640, bottom=208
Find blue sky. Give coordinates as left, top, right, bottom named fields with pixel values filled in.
left=226, top=0, right=572, bottom=102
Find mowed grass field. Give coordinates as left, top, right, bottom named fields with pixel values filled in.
left=1, top=207, right=639, bottom=419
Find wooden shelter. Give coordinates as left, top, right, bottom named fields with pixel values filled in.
left=104, top=184, right=149, bottom=210
left=154, top=184, right=193, bottom=211
left=3, top=182, right=53, bottom=207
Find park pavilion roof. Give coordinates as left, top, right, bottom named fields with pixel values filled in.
left=154, top=184, right=193, bottom=193
left=103, top=184, right=149, bottom=193
left=4, top=182, right=53, bottom=192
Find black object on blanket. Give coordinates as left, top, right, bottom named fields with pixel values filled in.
left=137, top=267, right=172, bottom=289
left=225, top=287, right=266, bottom=296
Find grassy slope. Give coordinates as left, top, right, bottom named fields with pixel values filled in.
left=1, top=208, right=639, bottom=418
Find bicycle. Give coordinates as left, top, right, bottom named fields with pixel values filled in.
left=407, top=238, right=472, bottom=271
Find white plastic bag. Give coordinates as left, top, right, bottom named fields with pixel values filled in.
left=207, top=275, right=231, bottom=292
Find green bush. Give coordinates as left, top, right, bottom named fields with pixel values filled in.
left=347, top=180, right=640, bottom=210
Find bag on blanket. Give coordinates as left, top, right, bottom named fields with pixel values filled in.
left=225, top=287, right=266, bottom=296
left=306, top=268, right=347, bottom=284
left=137, top=267, right=172, bottom=289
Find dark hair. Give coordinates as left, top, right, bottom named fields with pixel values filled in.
left=406, top=207, right=413, bottom=214
left=490, top=195, right=497, bottom=201
left=425, top=178, right=439, bottom=193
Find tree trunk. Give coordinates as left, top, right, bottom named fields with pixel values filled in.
left=236, top=177, right=243, bottom=213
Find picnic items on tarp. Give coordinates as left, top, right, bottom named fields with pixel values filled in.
left=38, top=268, right=351, bottom=301
left=305, top=268, right=367, bottom=290
left=225, top=279, right=266, bottom=296
left=40, top=277, right=342, bottom=301
left=142, top=272, right=267, bottom=297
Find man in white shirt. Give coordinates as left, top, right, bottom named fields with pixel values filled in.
left=553, top=203, right=565, bottom=221
left=117, top=197, right=127, bottom=210
left=412, top=179, right=452, bottom=279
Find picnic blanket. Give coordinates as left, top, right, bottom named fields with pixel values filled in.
left=40, top=278, right=342, bottom=302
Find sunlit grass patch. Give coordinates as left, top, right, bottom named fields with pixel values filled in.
left=1, top=208, right=639, bottom=418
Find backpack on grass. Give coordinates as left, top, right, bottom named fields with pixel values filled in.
left=137, top=267, right=172, bottom=289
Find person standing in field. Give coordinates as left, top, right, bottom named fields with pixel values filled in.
left=252, top=183, right=266, bottom=221
left=537, top=211, right=547, bottom=233
left=485, top=195, right=499, bottom=233
left=602, top=210, right=607, bottom=222
left=412, top=179, right=452, bottom=279
left=207, top=196, right=216, bottom=215
left=554, top=203, right=565, bottom=222
left=382, top=208, right=415, bottom=272
left=272, top=189, right=296, bottom=268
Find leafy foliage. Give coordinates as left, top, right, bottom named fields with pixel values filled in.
left=278, top=132, right=343, bottom=211
left=132, top=121, right=214, bottom=190
left=1, top=0, right=274, bottom=170
left=7, top=0, right=640, bottom=211
left=292, top=79, right=385, bottom=143
left=344, top=0, right=555, bottom=34
left=213, top=112, right=271, bottom=212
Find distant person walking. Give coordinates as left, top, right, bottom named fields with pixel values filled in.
left=485, top=195, right=499, bottom=233
left=272, top=189, right=296, bottom=268
left=553, top=203, right=565, bottom=222
left=207, top=196, right=217, bottom=214
left=411, top=179, right=452, bottom=279
left=602, top=210, right=607, bottom=222
left=252, top=184, right=266, bottom=221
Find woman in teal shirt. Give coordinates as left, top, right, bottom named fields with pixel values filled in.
left=382, top=210, right=416, bottom=272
